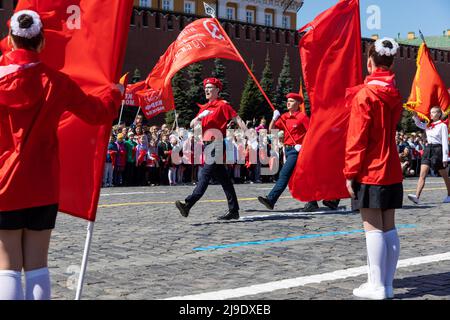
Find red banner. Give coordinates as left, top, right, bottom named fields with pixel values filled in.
left=124, top=81, right=146, bottom=107
left=137, top=88, right=167, bottom=120
left=404, top=43, right=450, bottom=122
left=3, top=0, right=133, bottom=221
left=145, top=18, right=242, bottom=110
left=289, top=0, right=363, bottom=202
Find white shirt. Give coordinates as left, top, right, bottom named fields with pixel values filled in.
left=413, top=116, right=449, bottom=162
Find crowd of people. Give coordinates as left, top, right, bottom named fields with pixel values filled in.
left=103, top=114, right=286, bottom=188
left=103, top=115, right=449, bottom=189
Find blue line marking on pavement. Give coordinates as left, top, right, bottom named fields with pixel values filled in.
left=193, top=224, right=417, bottom=251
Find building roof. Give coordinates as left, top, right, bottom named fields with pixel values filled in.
left=397, top=35, right=450, bottom=50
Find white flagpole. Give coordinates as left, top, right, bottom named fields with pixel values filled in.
left=75, top=221, right=95, bottom=300
left=174, top=109, right=179, bottom=129
left=117, top=100, right=125, bottom=126
left=134, top=107, right=141, bottom=125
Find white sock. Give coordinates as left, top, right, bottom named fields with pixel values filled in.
left=25, top=267, right=51, bottom=300
left=365, top=230, right=387, bottom=288
left=0, top=270, right=24, bottom=300
left=384, top=228, right=400, bottom=288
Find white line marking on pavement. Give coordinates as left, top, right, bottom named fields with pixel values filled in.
left=100, top=191, right=167, bottom=197
left=165, top=251, right=450, bottom=300
left=241, top=208, right=350, bottom=220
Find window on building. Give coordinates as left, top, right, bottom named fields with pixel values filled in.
left=246, top=10, right=254, bottom=24
left=265, top=29, right=271, bottom=42
left=255, top=27, right=260, bottom=41
left=162, top=0, right=173, bottom=11
left=139, top=0, right=150, bottom=7
left=167, top=15, right=174, bottom=30
left=285, top=31, right=290, bottom=45
left=0, top=0, right=3, bottom=9
left=130, top=10, right=136, bottom=25
left=184, top=1, right=195, bottom=14
left=282, top=15, right=290, bottom=29
left=155, top=12, right=161, bottom=28
left=245, top=26, right=251, bottom=40
left=264, top=13, right=273, bottom=27
left=226, top=7, right=235, bottom=20
left=275, top=30, right=280, bottom=43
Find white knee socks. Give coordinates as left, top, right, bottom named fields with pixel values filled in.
left=25, top=267, right=51, bottom=300
left=384, top=228, right=400, bottom=288
left=0, top=270, right=24, bottom=300
left=365, top=230, right=386, bottom=288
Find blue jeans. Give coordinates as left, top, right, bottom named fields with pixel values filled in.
left=267, top=146, right=298, bottom=205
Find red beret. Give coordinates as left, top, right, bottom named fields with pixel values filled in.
left=203, top=78, right=223, bottom=91
left=286, top=93, right=303, bottom=103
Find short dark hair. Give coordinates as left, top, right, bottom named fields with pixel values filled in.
left=368, top=40, right=394, bottom=68
left=10, top=13, right=43, bottom=51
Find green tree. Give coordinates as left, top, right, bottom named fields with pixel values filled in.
left=165, top=69, right=188, bottom=127
left=275, top=51, right=293, bottom=113
left=239, top=62, right=263, bottom=123
left=212, top=58, right=230, bottom=102
left=258, top=52, right=276, bottom=122
left=398, top=110, right=417, bottom=132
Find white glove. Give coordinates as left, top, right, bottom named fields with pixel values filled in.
left=272, top=110, right=281, bottom=121
left=197, top=109, right=212, bottom=120
left=294, top=144, right=301, bottom=152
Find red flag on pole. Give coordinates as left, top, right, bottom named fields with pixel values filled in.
left=404, top=43, right=450, bottom=122
left=145, top=18, right=242, bottom=109
left=2, top=0, right=133, bottom=221
left=289, top=0, right=363, bottom=202
left=124, top=81, right=146, bottom=106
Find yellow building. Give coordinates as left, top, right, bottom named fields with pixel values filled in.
left=134, top=0, right=302, bottom=29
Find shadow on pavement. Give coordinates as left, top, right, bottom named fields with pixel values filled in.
left=393, top=272, right=450, bottom=299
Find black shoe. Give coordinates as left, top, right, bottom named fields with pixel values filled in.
left=322, top=200, right=339, bottom=211
left=217, top=210, right=240, bottom=220
left=258, top=196, right=274, bottom=210
left=303, top=201, right=319, bottom=212
left=175, top=200, right=190, bottom=217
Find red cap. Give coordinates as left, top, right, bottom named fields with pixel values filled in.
left=286, top=93, right=303, bottom=103
left=203, top=78, right=223, bottom=91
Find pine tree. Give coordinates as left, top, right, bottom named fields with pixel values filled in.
left=258, top=52, right=276, bottom=122
left=165, top=69, right=188, bottom=127
left=178, top=63, right=205, bottom=128
left=275, top=51, right=293, bottom=113
left=239, top=62, right=263, bottom=123
left=212, top=58, right=230, bottom=102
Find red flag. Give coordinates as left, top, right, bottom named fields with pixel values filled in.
left=4, top=1, right=133, bottom=221
left=124, top=81, right=146, bottom=106
left=145, top=18, right=242, bottom=109
left=289, top=0, right=363, bottom=202
left=404, top=43, right=450, bottom=122
left=136, top=87, right=169, bottom=120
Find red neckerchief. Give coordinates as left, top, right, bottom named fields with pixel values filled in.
left=364, top=68, right=396, bottom=88
left=3, top=49, right=40, bottom=65
left=428, top=120, right=444, bottom=129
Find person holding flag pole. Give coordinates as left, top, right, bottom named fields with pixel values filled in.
left=0, top=10, right=123, bottom=300
left=403, top=33, right=450, bottom=205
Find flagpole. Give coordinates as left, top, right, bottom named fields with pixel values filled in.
left=117, top=100, right=125, bottom=126
left=174, top=109, right=179, bottom=129
left=75, top=221, right=95, bottom=300
left=203, top=3, right=297, bottom=143
left=134, top=107, right=141, bottom=124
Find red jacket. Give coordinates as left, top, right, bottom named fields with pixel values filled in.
left=0, top=49, right=120, bottom=211
left=343, top=69, right=403, bottom=185
left=274, top=110, right=309, bottom=146
left=197, top=99, right=237, bottom=140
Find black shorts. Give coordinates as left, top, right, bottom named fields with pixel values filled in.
left=422, top=144, right=445, bottom=171
left=0, top=204, right=58, bottom=231
left=351, top=183, right=403, bottom=210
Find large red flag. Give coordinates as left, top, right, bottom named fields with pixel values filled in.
left=404, top=43, right=450, bottom=122
left=289, top=0, right=363, bottom=202
left=145, top=18, right=242, bottom=110
left=2, top=1, right=133, bottom=221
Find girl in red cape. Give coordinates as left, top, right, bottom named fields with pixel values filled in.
left=0, top=10, right=122, bottom=300
left=344, top=38, right=403, bottom=300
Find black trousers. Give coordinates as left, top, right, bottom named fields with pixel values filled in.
left=185, top=163, right=239, bottom=212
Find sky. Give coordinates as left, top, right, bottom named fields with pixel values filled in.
left=297, top=0, right=450, bottom=39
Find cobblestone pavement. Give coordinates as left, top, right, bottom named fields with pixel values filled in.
left=49, top=177, right=450, bottom=300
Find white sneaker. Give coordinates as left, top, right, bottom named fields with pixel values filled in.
left=385, top=286, right=394, bottom=299
left=353, top=283, right=386, bottom=300
left=443, top=196, right=450, bottom=203
left=407, top=194, right=420, bottom=205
